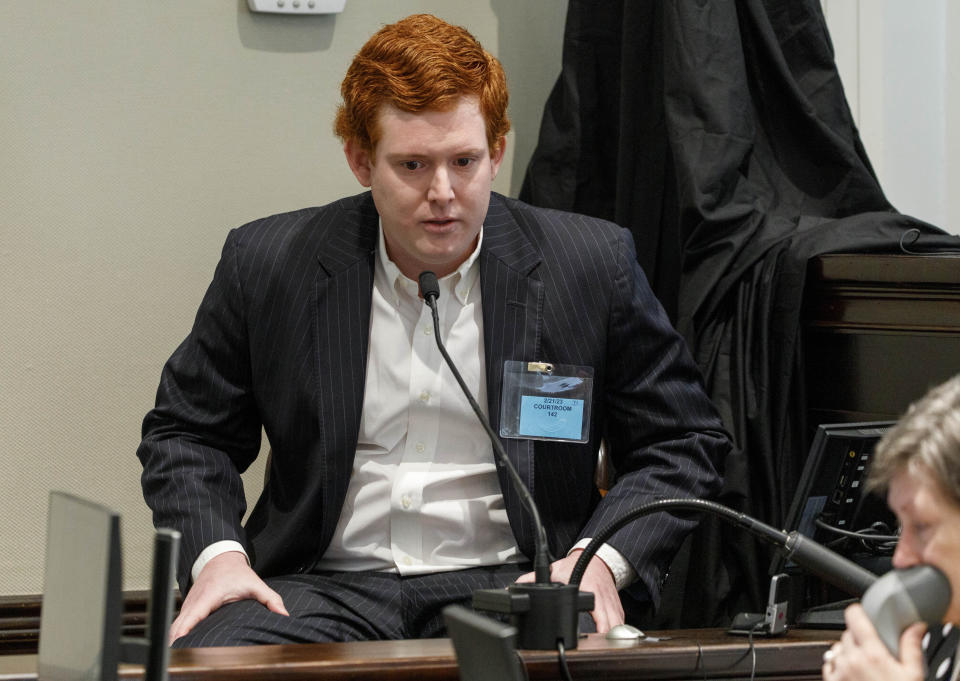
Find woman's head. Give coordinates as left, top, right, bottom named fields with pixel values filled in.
left=869, top=374, right=960, bottom=623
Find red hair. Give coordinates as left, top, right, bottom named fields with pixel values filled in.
left=334, top=14, right=510, bottom=157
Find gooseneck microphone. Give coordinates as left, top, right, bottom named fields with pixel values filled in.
left=419, top=271, right=592, bottom=650
left=569, top=498, right=877, bottom=594
left=569, top=497, right=951, bottom=654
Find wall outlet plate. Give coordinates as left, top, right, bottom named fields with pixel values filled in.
left=247, top=0, right=345, bottom=14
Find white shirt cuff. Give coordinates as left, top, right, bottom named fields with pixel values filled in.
left=191, top=540, right=249, bottom=582
left=570, top=539, right=637, bottom=590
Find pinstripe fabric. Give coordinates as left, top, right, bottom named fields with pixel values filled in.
left=171, top=564, right=535, bottom=647
left=479, top=197, right=728, bottom=601
left=139, top=191, right=728, bottom=624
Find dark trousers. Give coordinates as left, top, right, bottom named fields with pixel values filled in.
left=172, top=563, right=594, bottom=647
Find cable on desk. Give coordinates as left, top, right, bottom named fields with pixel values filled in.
left=693, top=629, right=766, bottom=681
left=556, top=639, right=573, bottom=681
left=693, top=621, right=777, bottom=681
left=695, top=640, right=706, bottom=681
left=747, top=622, right=761, bottom=681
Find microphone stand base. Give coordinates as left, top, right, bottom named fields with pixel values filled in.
left=473, top=583, right=594, bottom=650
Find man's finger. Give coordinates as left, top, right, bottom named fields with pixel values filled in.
left=256, top=587, right=290, bottom=616
left=514, top=570, right=535, bottom=584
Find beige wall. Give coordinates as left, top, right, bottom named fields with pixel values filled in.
left=822, top=0, right=960, bottom=234
left=0, top=1, right=568, bottom=595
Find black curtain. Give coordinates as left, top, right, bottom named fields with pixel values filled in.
left=521, top=0, right=960, bottom=626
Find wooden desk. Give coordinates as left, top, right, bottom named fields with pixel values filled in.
left=0, top=628, right=838, bottom=681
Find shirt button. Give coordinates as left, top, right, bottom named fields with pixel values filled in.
left=401, top=494, right=412, bottom=509
left=419, top=390, right=430, bottom=402
left=402, top=556, right=413, bottom=566
left=423, top=326, right=433, bottom=335
left=415, top=442, right=426, bottom=453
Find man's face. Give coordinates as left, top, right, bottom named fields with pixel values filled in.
left=344, top=95, right=505, bottom=280
left=888, top=467, right=960, bottom=624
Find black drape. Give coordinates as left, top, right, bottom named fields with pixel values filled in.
left=521, top=0, right=960, bottom=626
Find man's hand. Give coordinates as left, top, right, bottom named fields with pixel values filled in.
left=169, top=551, right=289, bottom=644
left=515, top=549, right=624, bottom=633
left=821, top=603, right=925, bottom=681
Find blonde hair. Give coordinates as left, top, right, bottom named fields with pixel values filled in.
left=868, top=374, right=960, bottom=504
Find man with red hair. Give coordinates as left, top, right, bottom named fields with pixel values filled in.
left=139, top=13, right=728, bottom=646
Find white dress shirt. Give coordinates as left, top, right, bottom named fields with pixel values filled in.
left=315, top=227, right=523, bottom=572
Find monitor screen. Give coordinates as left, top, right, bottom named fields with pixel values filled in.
left=784, top=421, right=897, bottom=554
left=38, top=492, right=123, bottom=681
left=444, top=605, right=526, bottom=681
left=777, top=421, right=898, bottom=622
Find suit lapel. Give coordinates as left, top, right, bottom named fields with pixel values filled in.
left=480, top=194, right=544, bottom=556
left=312, top=194, right=379, bottom=542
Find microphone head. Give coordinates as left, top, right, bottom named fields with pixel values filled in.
left=419, top=271, right=440, bottom=302
left=861, top=565, right=951, bottom=657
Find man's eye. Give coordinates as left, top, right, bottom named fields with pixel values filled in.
left=455, top=158, right=475, bottom=168
left=402, top=161, right=423, bottom=171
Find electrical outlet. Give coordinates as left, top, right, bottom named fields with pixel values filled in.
left=247, top=0, right=345, bottom=14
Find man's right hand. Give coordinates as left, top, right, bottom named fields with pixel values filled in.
left=169, top=551, right=289, bottom=644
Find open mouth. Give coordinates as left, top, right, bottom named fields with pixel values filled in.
left=423, top=218, right=457, bottom=230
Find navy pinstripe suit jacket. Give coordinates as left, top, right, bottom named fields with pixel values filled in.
left=138, top=191, right=728, bottom=604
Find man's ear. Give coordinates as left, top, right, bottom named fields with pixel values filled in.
left=490, top=136, right=507, bottom=180
left=344, top=140, right=373, bottom=187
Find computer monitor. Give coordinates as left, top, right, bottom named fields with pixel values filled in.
left=444, top=605, right=527, bottom=681
left=777, top=421, right=898, bottom=624
left=38, top=492, right=180, bottom=681
left=38, top=492, right=123, bottom=681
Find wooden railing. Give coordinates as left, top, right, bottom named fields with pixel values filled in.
left=0, top=627, right=839, bottom=681
left=0, top=592, right=154, bottom=655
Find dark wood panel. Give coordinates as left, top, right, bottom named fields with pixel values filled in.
left=0, top=592, right=156, bottom=655
left=804, top=332, right=960, bottom=419
left=804, top=254, right=960, bottom=435
left=0, top=628, right=839, bottom=681
left=810, top=253, right=960, bottom=286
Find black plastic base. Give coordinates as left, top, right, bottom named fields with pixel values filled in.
left=473, top=582, right=594, bottom=650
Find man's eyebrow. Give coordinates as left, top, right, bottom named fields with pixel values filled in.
left=382, top=148, right=486, bottom=160
left=382, top=151, right=426, bottom=160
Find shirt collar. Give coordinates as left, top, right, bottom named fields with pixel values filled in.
left=376, top=223, right=483, bottom=306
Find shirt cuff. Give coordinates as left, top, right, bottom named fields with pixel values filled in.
left=191, top=540, right=249, bottom=583
left=570, top=539, right=637, bottom=590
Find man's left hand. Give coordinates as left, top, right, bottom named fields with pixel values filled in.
left=516, top=549, right=624, bottom=633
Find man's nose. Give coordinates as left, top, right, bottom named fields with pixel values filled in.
left=427, top=167, right=454, bottom=203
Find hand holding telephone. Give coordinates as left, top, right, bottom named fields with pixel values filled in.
left=861, top=565, right=950, bottom=657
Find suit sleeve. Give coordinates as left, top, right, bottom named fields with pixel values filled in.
left=580, top=228, right=729, bottom=606
left=137, top=229, right=262, bottom=593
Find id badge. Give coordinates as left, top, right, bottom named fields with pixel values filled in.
left=499, top=360, right=594, bottom=443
